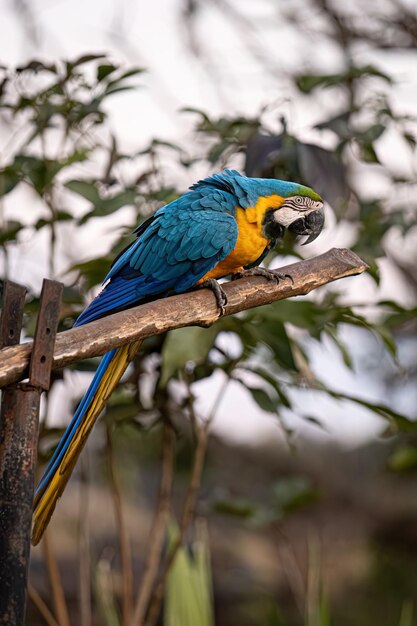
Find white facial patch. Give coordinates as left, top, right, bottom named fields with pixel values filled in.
left=273, top=198, right=323, bottom=227
left=273, top=206, right=303, bottom=227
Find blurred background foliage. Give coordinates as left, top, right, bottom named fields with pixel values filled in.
left=0, top=0, right=417, bottom=625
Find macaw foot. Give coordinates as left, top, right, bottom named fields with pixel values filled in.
left=197, top=279, right=228, bottom=316
left=232, top=266, right=294, bottom=284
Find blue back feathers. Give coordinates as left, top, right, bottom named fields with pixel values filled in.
left=33, top=169, right=320, bottom=537
left=75, top=170, right=312, bottom=328
left=190, top=169, right=306, bottom=207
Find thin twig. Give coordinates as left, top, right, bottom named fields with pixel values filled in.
left=106, top=424, right=134, bottom=626
left=184, top=374, right=198, bottom=443
left=206, top=373, right=230, bottom=424
left=306, top=534, right=322, bottom=626
left=78, top=454, right=92, bottom=626
left=144, top=416, right=211, bottom=626
left=27, top=583, right=60, bottom=626
left=275, top=529, right=306, bottom=617
left=132, top=420, right=175, bottom=626
left=42, top=532, right=71, bottom=626
left=180, top=375, right=230, bottom=542
left=144, top=379, right=230, bottom=625
left=179, top=419, right=210, bottom=536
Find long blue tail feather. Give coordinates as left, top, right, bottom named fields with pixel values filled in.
left=35, top=349, right=116, bottom=499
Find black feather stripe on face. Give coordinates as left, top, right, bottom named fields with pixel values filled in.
left=283, top=196, right=323, bottom=211
left=262, top=209, right=285, bottom=240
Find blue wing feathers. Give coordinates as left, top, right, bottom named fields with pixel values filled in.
left=43, top=172, right=241, bottom=484
left=34, top=170, right=310, bottom=522
left=79, top=180, right=240, bottom=327
left=75, top=186, right=238, bottom=327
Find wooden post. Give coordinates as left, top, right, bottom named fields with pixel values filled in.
left=0, top=279, right=63, bottom=626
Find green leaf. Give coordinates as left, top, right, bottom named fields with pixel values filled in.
left=103, top=84, right=137, bottom=97
left=383, top=305, right=417, bottom=330
left=366, top=262, right=380, bottom=285
left=116, top=67, right=146, bottom=80
left=0, top=76, right=8, bottom=98
left=272, top=477, right=319, bottom=513
left=359, top=141, right=379, bottom=163
left=246, top=386, right=278, bottom=413
left=181, top=107, right=212, bottom=124
left=16, top=60, right=57, bottom=73
left=296, top=65, right=392, bottom=94
left=315, top=382, right=413, bottom=431
left=66, top=53, right=107, bottom=76
left=358, top=122, right=386, bottom=143
left=165, top=522, right=214, bottom=626
left=102, top=69, right=144, bottom=96
left=245, top=301, right=326, bottom=337
left=34, top=211, right=73, bottom=230
left=160, top=326, right=220, bottom=387
left=398, top=601, right=414, bottom=626
left=93, top=555, right=120, bottom=626
left=65, top=179, right=101, bottom=204
left=69, top=255, right=113, bottom=289
left=104, top=401, right=139, bottom=424
left=10, top=155, right=60, bottom=195
left=265, top=602, right=286, bottom=626
left=71, top=53, right=107, bottom=66
left=97, top=64, right=118, bottom=82
left=317, top=584, right=331, bottom=626
left=242, top=365, right=291, bottom=408
left=66, top=179, right=137, bottom=221
left=403, top=132, right=416, bottom=149
left=78, top=188, right=138, bottom=223
left=0, top=220, right=23, bottom=245
left=327, top=328, right=353, bottom=368
left=385, top=415, right=417, bottom=435
left=0, top=167, right=21, bottom=196
left=315, top=110, right=352, bottom=139
left=213, top=497, right=256, bottom=518
left=302, top=415, right=327, bottom=431
left=61, top=149, right=91, bottom=167
left=373, top=323, right=397, bottom=358
left=252, top=320, right=297, bottom=371
left=4, top=153, right=88, bottom=195
left=207, top=140, right=234, bottom=164
left=387, top=446, right=417, bottom=472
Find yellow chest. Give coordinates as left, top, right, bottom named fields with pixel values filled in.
left=200, top=207, right=271, bottom=281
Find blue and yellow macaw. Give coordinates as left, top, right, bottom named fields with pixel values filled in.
left=32, top=169, right=324, bottom=543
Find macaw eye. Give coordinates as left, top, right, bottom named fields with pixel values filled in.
left=294, top=196, right=304, bottom=205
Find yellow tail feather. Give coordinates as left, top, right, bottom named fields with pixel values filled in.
left=32, top=340, right=142, bottom=545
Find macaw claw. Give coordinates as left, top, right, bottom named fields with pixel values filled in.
left=198, top=278, right=228, bottom=316
left=232, top=266, right=294, bottom=285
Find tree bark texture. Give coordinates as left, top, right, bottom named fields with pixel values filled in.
left=0, top=248, right=368, bottom=388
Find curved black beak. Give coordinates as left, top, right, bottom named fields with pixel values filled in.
left=288, top=206, right=325, bottom=245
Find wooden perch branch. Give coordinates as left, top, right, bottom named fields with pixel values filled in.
left=0, top=248, right=367, bottom=388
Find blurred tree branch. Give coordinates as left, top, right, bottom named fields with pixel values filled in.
left=41, top=534, right=70, bottom=626
left=0, top=248, right=368, bottom=388
left=144, top=414, right=211, bottom=626
left=106, top=424, right=134, bottom=626
left=27, top=583, right=59, bottom=626
left=133, top=420, right=175, bottom=626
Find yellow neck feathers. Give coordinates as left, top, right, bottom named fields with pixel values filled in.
left=243, top=194, right=285, bottom=229
left=198, top=194, right=285, bottom=282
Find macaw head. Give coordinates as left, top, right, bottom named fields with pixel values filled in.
left=260, top=184, right=325, bottom=245
left=191, top=170, right=325, bottom=245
